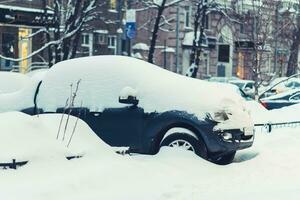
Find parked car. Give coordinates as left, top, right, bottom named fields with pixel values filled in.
left=3, top=56, right=254, bottom=165
left=208, top=76, right=240, bottom=83
left=268, top=77, right=300, bottom=94
left=260, top=89, right=300, bottom=110
left=229, top=80, right=255, bottom=98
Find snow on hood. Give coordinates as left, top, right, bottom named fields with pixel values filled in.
left=37, top=56, right=248, bottom=122
left=0, top=112, right=113, bottom=163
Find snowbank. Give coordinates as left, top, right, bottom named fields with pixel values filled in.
left=0, top=72, right=31, bottom=93
left=0, top=79, right=38, bottom=112
left=0, top=106, right=299, bottom=199
left=26, top=69, right=49, bottom=82
left=246, top=100, right=300, bottom=124
left=0, top=112, right=113, bottom=163
left=1, top=125, right=300, bottom=200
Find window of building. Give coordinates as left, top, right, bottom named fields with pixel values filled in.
left=81, top=34, right=89, bottom=46
left=205, top=14, right=209, bottom=29
left=95, top=34, right=107, bottom=44
left=184, top=6, right=192, bottom=28
left=237, top=52, right=245, bottom=78
left=218, top=45, right=230, bottom=63
left=108, top=35, right=117, bottom=54
left=240, top=23, right=245, bottom=34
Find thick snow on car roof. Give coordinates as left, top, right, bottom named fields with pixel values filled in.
left=37, top=56, right=245, bottom=118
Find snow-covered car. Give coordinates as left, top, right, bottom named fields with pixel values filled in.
left=208, top=76, right=240, bottom=83
left=229, top=80, right=255, bottom=98
left=260, top=89, right=300, bottom=110
left=266, top=77, right=300, bottom=95
left=3, top=56, right=254, bottom=165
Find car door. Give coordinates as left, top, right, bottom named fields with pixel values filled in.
left=85, top=105, right=144, bottom=150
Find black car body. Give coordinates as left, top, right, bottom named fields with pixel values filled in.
left=19, top=56, right=254, bottom=164
left=261, top=89, right=300, bottom=110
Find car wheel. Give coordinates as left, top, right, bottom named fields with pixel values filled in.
left=213, top=151, right=236, bottom=165
left=160, top=133, right=207, bottom=159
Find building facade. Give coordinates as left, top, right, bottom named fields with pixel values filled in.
left=0, top=0, right=52, bottom=72
left=133, top=0, right=300, bottom=80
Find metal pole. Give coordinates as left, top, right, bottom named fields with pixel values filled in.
left=175, top=2, right=180, bottom=73
left=274, top=3, right=279, bottom=74
left=127, top=0, right=132, bottom=56
left=164, top=39, right=167, bottom=69
left=117, top=0, right=123, bottom=55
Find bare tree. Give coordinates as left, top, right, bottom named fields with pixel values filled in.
left=248, top=0, right=275, bottom=95
left=186, top=0, right=240, bottom=78
left=134, top=0, right=185, bottom=64
left=285, top=0, right=300, bottom=76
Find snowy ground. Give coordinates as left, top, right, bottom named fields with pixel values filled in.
left=1, top=102, right=300, bottom=200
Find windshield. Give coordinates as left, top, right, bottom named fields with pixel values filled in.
left=230, top=82, right=245, bottom=89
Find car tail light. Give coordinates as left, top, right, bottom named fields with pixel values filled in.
left=260, top=101, right=268, bottom=109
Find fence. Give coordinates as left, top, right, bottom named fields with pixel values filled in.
left=255, top=121, right=300, bottom=133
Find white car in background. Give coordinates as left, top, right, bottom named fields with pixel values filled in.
left=270, top=77, right=300, bottom=94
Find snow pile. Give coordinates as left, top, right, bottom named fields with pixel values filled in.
left=26, top=69, right=49, bottom=82
left=0, top=72, right=31, bottom=93
left=0, top=112, right=113, bottom=163
left=37, top=56, right=248, bottom=122
left=246, top=100, right=300, bottom=124
left=1, top=126, right=300, bottom=200
left=0, top=106, right=300, bottom=199
left=132, top=43, right=149, bottom=51
left=0, top=79, right=38, bottom=112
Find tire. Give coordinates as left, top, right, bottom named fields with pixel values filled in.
left=213, top=151, right=236, bottom=165
left=160, top=133, right=207, bottom=159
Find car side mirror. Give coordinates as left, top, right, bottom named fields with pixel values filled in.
left=244, top=87, right=251, bottom=92
left=119, top=87, right=139, bottom=106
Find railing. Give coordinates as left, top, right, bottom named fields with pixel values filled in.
left=255, top=121, right=300, bottom=133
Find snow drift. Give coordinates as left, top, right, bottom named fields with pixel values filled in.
left=0, top=112, right=113, bottom=163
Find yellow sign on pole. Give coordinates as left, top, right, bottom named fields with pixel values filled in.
left=18, top=28, right=32, bottom=74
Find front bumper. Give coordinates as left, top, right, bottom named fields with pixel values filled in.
left=217, top=127, right=254, bottom=150
left=207, top=127, right=255, bottom=158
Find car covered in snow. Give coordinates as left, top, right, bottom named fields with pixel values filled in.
left=2, top=56, right=254, bottom=165
left=260, top=89, right=300, bottom=110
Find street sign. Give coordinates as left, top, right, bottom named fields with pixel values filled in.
left=126, top=22, right=136, bottom=39
left=126, top=9, right=136, bottom=23
left=126, top=9, right=136, bottom=39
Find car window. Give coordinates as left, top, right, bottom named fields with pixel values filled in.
left=290, top=93, right=300, bottom=101
left=294, top=82, right=300, bottom=88
left=230, top=82, right=244, bottom=89
left=245, top=83, right=253, bottom=89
